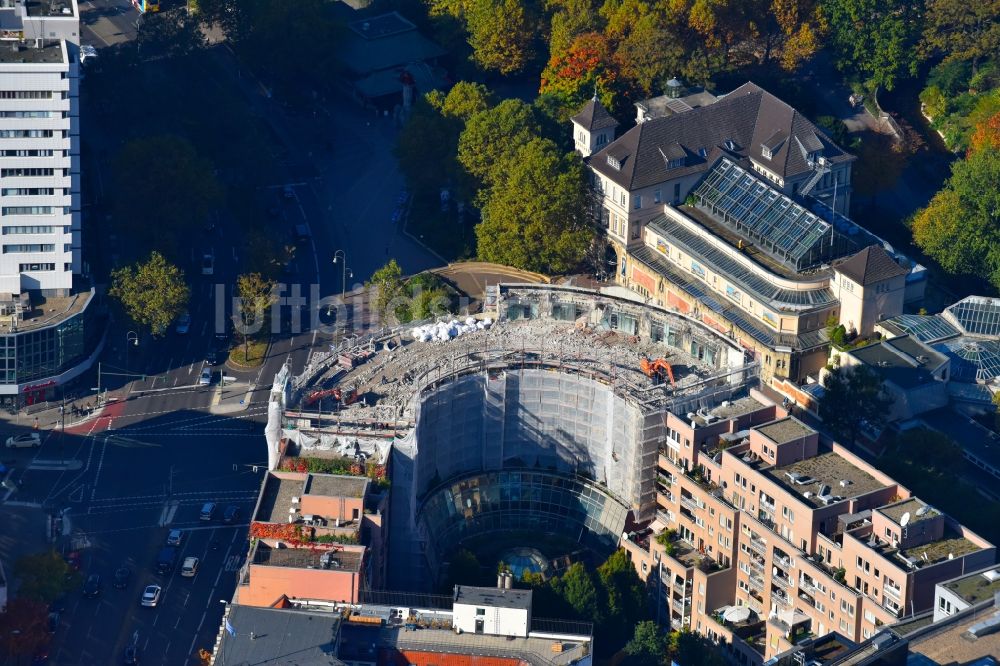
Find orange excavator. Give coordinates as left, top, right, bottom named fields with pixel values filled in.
left=640, top=357, right=676, bottom=388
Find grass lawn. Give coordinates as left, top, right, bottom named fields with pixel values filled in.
left=228, top=335, right=269, bottom=368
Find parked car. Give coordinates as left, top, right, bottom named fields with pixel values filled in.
left=201, top=253, right=214, bottom=276
left=180, top=557, right=199, bottom=578
left=175, top=312, right=191, bottom=335
left=223, top=505, right=240, bottom=523
left=82, top=574, right=102, bottom=598
left=166, top=529, right=183, bottom=547
left=5, top=433, right=40, bottom=448
left=140, top=584, right=161, bottom=608
left=113, top=567, right=131, bottom=590
left=199, top=368, right=212, bottom=386
left=199, top=502, right=216, bottom=521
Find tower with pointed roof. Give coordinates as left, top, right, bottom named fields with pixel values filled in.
left=570, top=93, right=619, bottom=157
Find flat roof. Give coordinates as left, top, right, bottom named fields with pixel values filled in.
left=215, top=605, right=343, bottom=665
left=941, top=565, right=1000, bottom=605
left=251, top=542, right=362, bottom=573
left=772, top=451, right=884, bottom=507
left=0, top=288, right=92, bottom=334
left=255, top=473, right=306, bottom=523
left=0, top=40, right=64, bottom=64
left=908, top=609, right=1000, bottom=664
left=756, top=417, right=814, bottom=445
left=878, top=498, right=939, bottom=525
left=455, top=585, right=532, bottom=610
left=710, top=395, right=767, bottom=420
left=25, top=0, right=76, bottom=17
left=307, top=474, right=368, bottom=499
left=849, top=337, right=947, bottom=389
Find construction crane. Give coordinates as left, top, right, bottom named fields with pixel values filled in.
left=303, top=386, right=359, bottom=407
left=640, top=357, right=676, bottom=388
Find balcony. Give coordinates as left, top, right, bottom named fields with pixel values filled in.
left=883, top=584, right=901, bottom=601
left=774, top=554, right=792, bottom=569
left=748, top=574, right=765, bottom=592
left=772, top=574, right=792, bottom=590
left=797, top=590, right=817, bottom=609
left=748, top=537, right=767, bottom=554
left=680, top=494, right=702, bottom=512
left=798, top=578, right=819, bottom=596
left=770, top=591, right=790, bottom=608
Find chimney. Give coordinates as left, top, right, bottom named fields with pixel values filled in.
left=504, top=572, right=512, bottom=590
left=497, top=574, right=504, bottom=589
left=453, top=585, right=459, bottom=602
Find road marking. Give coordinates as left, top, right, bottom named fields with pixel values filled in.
left=174, top=616, right=182, bottom=629
left=200, top=320, right=208, bottom=338
left=152, top=614, right=159, bottom=627
left=89, top=436, right=109, bottom=500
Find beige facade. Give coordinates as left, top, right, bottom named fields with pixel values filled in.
left=621, top=399, right=995, bottom=664
left=831, top=267, right=906, bottom=337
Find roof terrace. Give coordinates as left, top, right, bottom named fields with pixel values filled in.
left=771, top=451, right=885, bottom=508
left=858, top=526, right=981, bottom=569
left=941, top=566, right=1000, bottom=605
left=0, top=40, right=65, bottom=65
left=255, top=472, right=369, bottom=523
left=878, top=498, right=938, bottom=526
left=250, top=541, right=363, bottom=573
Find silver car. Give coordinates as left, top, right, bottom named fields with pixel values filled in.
left=140, top=584, right=161, bottom=607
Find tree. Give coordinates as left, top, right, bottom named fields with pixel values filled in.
left=466, top=0, right=534, bottom=74
left=596, top=548, right=649, bottom=644
left=137, top=8, right=205, bottom=59
left=235, top=273, right=276, bottom=358
left=110, top=252, right=190, bottom=336
left=368, top=260, right=405, bottom=324
left=476, top=139, right=592, bottom=274
left=819, top=365, right=892, bottom=443
left=673, top=629, right=727, bottom=666
left=13, top=550, right=82, bottom=602
left=922, top=0, right=1000, bottom=75
left=555, top=562, right=600, bottom=620
left=437, top=81, right=493, bottom=121
left=625, top=620, right=669, bottom=666
left=911, top=147, right=1000, bottom=287
left=443, top=549, right=486, bottom=590
left=822, top=0, right=924, bottom=91
left=970, top=111, right=1000, bottom=155
left=112, top=136, right=222, bottom=258
left=883, top=428, right=962, bottom=474
left=0, top=598, right=50, bottom=660
left=540, top=32, right=616, bottom=120
left=458, top=99, right=540, bottom=186
left=852, top=132, right=909, bottom=204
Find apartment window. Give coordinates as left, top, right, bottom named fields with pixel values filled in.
left=839, top=619, right=849, bottom=632
left=0, top=130, right=54, bottom=139
left=654, top=189, right=662, bottom=203
left=1, top=168, right=55, bottom=178
left=0, top=149, right=54, bottom=157
left=2, top=207, right=53, bottom=216
left=634, top=195, right=642, bottom=210
left=19, top=263, right=55, bottom=271
left=782, top=506, right=794, bottom=523
left=864, top=610, right=876, bottom=623
left=3, top=189, right=56, bottom=197
left=476, top=608, right=485, bottom=616
left=0, top=91, right=53, bottom=99
left=3, top=225, right=54, bottom=235
left=0, top=111, right=55, bottom=119
left=3, top=244, right=54, bottom=253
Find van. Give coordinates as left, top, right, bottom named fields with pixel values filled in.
left=199, top=502, right=216, bottom=521
left=155, top=546, right=177, bottom=575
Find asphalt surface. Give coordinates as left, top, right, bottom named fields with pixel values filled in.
left=0, top=7, right=454, bottom=663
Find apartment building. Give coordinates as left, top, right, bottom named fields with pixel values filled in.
left=573, top=83, right=927, bottom=384
left=622, top=400, right=995, bottom=664
left=0, top=1, right=99, bottom=404
left=235, top=470, right=389, bottom=608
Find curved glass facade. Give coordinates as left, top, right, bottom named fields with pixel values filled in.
left=418, top=470, right=629, bottom=560
left=0, top=297, right=101, bottom=389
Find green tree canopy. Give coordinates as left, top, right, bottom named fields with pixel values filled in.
left=235, top=272, right=276, bottom=355
left=822, top=0, right=924, bottom=91
left=476, top=138, right=592, bottom=274
left=458, top=99, right=540, bottom=186
left=553, top=562, right=600, bottom=620
left=466, top=0, right=535, bottom=74
left=922, top=0, right=1000, bottom=74
left=110, top=251, right=190, bottom=336
left=625, top=620, right=669, bottom=666
left=14, top=550, right=82, bottom=602
left=820, top=364, right=893, bottom=444
left=911, top=147, right=1000, bottom=287
left=112, top=135, right=222, bottom=259
left=597, top=548, right=650, bottom=640
left=436, top=81, right=494, bottom=121
left=368, top=259, right=406, bottom=324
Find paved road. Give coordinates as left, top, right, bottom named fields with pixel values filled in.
left=80, top=0, right=140, bottom=47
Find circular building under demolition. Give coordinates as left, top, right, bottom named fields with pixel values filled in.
left=271, top=284, right=758, bottom=589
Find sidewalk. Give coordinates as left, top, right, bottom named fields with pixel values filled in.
left=209, top=379, right=255, bottom=415
left=0, top=393, right=120, bottom=433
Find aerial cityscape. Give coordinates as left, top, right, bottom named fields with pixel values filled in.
left=0, top=0, right=998, bottom=664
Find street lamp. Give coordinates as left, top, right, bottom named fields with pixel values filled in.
left=332, top=250, right=351, bottom=302
left=125, top=331, right=138, bottom=377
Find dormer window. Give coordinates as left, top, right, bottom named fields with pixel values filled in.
left=724, top=139, right=737, bottom=151
left=698, top=147, right=708, bottom=158
left=607, top=155, right=622, bottom=170
left=761, top=146, right=773, bottom=160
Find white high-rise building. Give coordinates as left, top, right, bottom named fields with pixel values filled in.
left=0, top=1, right=96, bottom=404
left=0, top=0, right=81, bottom=295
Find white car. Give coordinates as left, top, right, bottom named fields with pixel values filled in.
left=199, top=368, right=212, bottom=386
left=180, top=557, right=199, bottom=577
left=140, top=584, right=161, bottom=607
left=175, top=312, right=191, bottom=335
left=5, top=433, right=41, bottom=448
left=79, top=44, right=97, bottom=64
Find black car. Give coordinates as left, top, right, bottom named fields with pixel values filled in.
left=123, top=645, right=139, bottom=665
left=82, top=573, right=101, bottom=598
left=223, top=505, right=240, bottom=523
left=113, top=567, right=131, bottom=590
